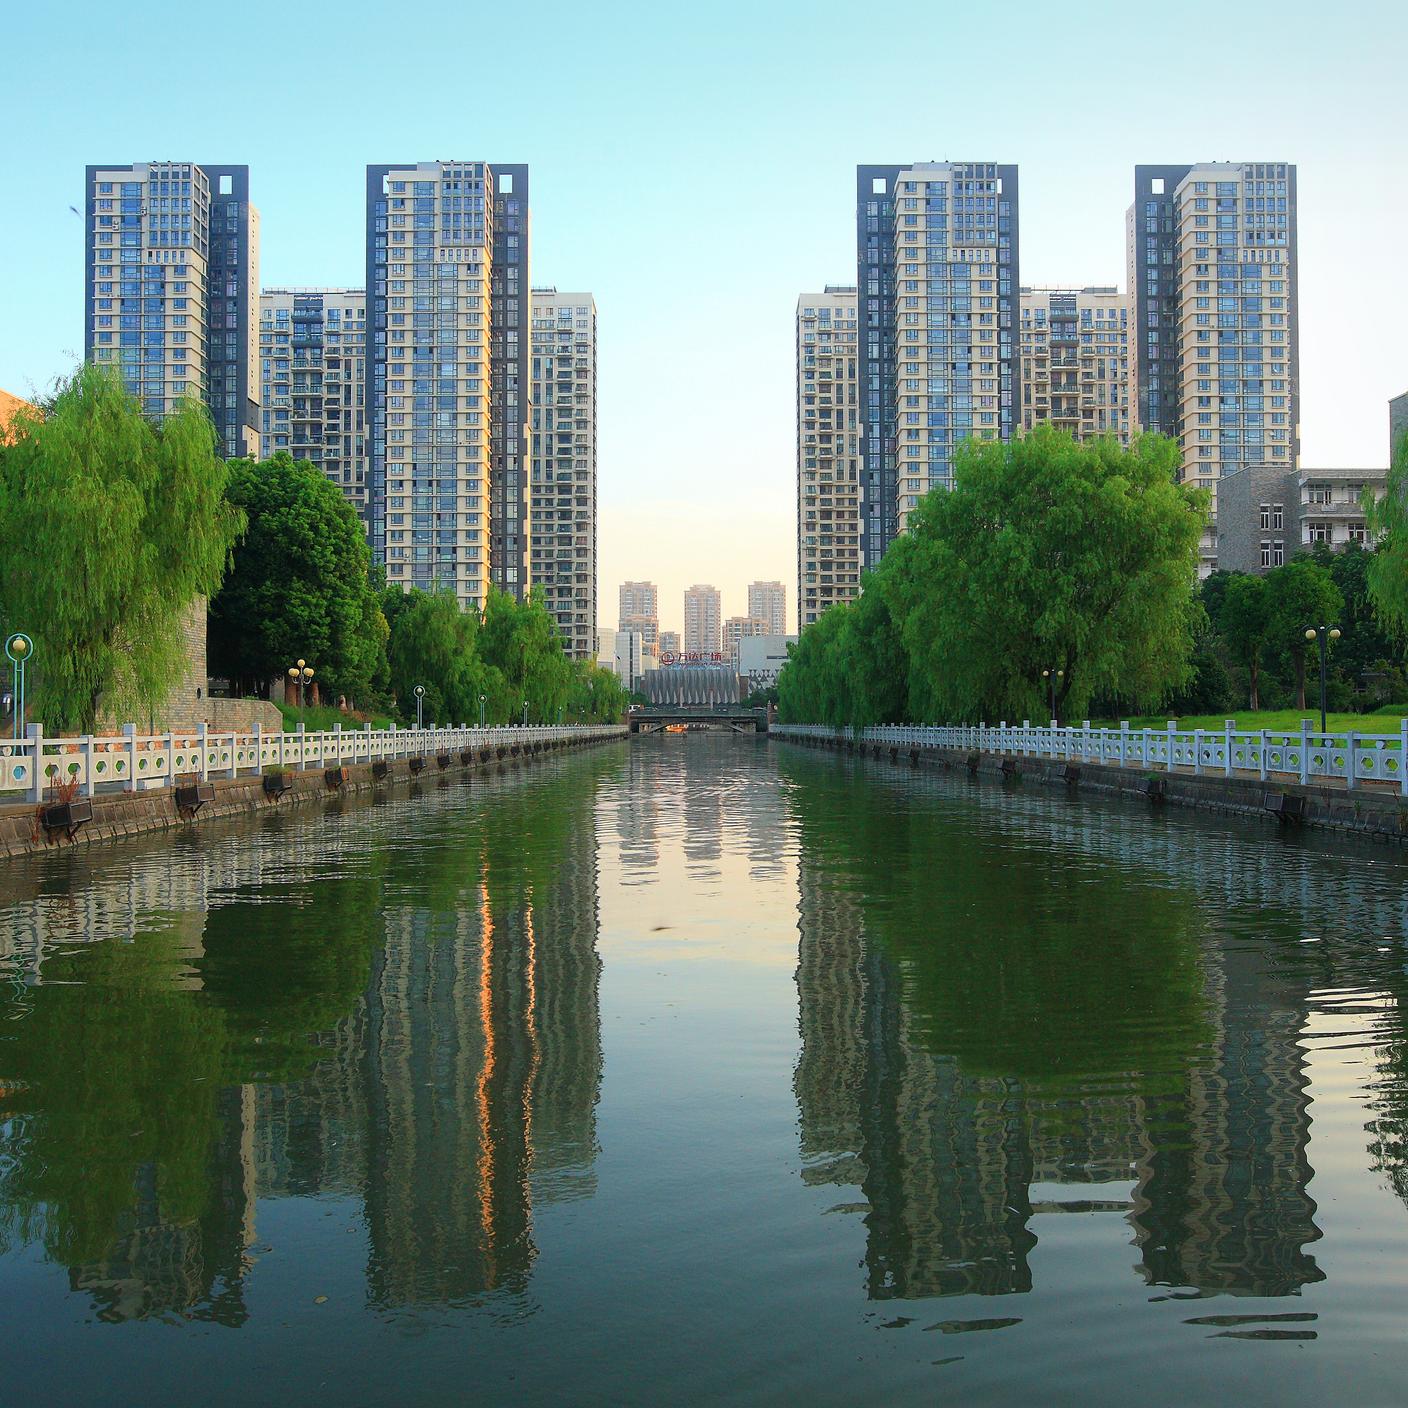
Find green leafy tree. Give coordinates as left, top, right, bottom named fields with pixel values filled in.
left=479, top=587, right=573, bottom=722
left=1264, top=560, right=1344, bottom=709
left=1365, top=433, right=1408, bottom=639
left=208, top=453, right=387, bottom=707
left=0, top=364, right=243, bottom=731
left=878, top=428, right=1205, bottom=723
left=386, top=588, right=487, bottom=725
left=1219, top=573, right=1273, bottom=708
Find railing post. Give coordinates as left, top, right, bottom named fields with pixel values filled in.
left=165, top=729, right=176, bottom=788
left=27, top=723, right=44, bottom=804
left=79, top=734, right=94, bottom=798
left=253, top=722, right=263, bottom=777
left=1401, top=718, right=1408, bottom=799
left=297, top=721, right=306, bottom=771
left=198, top=721, right=209, bottom=782
left=123, top=722, right=137, bottom=792
left=1346, top=731, right=1357, bottom=792
left=1083, top=721, right=1091, bottom=764
left=1193, top=728, right=1203, bottom=777
left=1120, top=720, right=1128, bottom=770
left=1258, top=729, right=1267, bottom=782
left=1225, top=719, right=1234, bottom=778
left=1166, top=720, right=1176, bottom=773
left=1299, top=719, right=1310, bottom=786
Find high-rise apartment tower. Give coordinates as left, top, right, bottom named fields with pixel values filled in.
left=85, top=161, right=260, bottom=457
left=683, top=585, right=722, bottom=655
left=259, top=289, right=369, bottom=530
left=856, top=162, right=1019, bottom=563
left=747, top=581, right=787, bottom=637
left=530, top=289, right=598, bottom=660
left=1127, top=162, right=1298, bottom=570
left=1019, top=288, right=1129, bottom=442
left=365, top=160, right=530, bottom=610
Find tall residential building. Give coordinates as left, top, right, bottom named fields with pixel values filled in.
left=683, top=585, right=721, bottom=654
left=659, top=630, right=680, bottom=659
left=365, top=160, right=529, bottom=611
left=796, top=289, right=862, bottom=630
left=259, top=289, right=369, bottom=529
left=723, top=615, right=767, bottom=668
left=1019, top=288, right=1129, bottom=442
left=1127, top=162, right=1298, bottom=570
left=747, top=581, right=787, bottom=637
left=618, top=581, right=659, bottom=656
left=85, top=161, right=260, bottom=458
left=530, top=289, right=598, bottom=660
left=857, top=162, right=1019, bottom=562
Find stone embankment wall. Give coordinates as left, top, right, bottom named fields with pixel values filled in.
left=1, top=729, right=626, bottom=861
left=777, top=732, right=1408, bottom=845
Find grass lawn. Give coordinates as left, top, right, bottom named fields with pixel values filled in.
left=1094, top=708, right=1408, bottom=736
left=273, top=701, right=395, bottom=732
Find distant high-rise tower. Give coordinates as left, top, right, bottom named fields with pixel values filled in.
left=723, top=615, right=767, bottom=668
left=683, top=585, right=721, bottom=654
left=365, top=160, right=529, bottom=610
left=796, top=288, right=862, bottom=630
left=659, top=630, right=680, bottom=658
left=856, top=161, right=1019, bottom=562
left=259, top=289, right=368, bottom=530
left=85, top=161, right=260, bottom=458
left=618, top=581, right=659, bottom=657
left=1019, top=288, right=1129, bottom=443
left=530, top=289, right=597, bottom=660
left=1127, top=162, right=1298, bottom=571
left=747, top=581, right=787, bottom=636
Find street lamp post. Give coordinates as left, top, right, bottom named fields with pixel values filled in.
left=286, top=659, right=314, bottom=725
left=1303, top=625, right=1342, bottom=734
left=413, top=684, right=425, bottom=731
left=521, top=699, right=529, bottom=728
left=478, top=693, right=487, bottom=728
left=1041, top=667, right=1064, bottom=728
left=4, top=632, right=33, bottom=741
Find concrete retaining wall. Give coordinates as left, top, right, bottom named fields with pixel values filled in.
left=776, top=732, right=1408, bottom=845
left=1, top=729, right=626, bottom=861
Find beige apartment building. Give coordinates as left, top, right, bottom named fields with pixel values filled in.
left=659, top=630, right=681, bottom=659
left=618, top=581, right=659, bottom=652
left=259, top=289, right=368, bottom=530
left=1127, top=162, right=1298, bottom=572
left=723, top=616, right=768, bottom=668
left=683, top=585, right=722, bottom=654
left=796, top=288, right=862, bottom=630
left=85, top=161, right=260, bottom=458
left=747, top=581, right=787, bottom=637
left=530, top=289, right=598, bottom=661
left=1019, top=288, right=1129, bottom=442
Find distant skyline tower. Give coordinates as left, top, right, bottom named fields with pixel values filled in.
left=365, top=160, right=529, bottom=611
left=796, top=288, right=862, bottom=630
left=683, top=584, right=721, bottom=654
left=747, top=580, right=787, bottom=637
left=856, top=161, right=1019, bottom=561
left=1127, top=162, right=1299, bottom=571
left=618, top=580, right=659, bottom=657
left=84, top=161, right=260, bottom=458
left=259, top=288, right=368, bottom=530
left=1019, top=287, right=1129, bottom=443
left=530, top=288, right=598, bottom=660
left=723, top=614, right=767, bottom=667
left=659, top=630, right=680, bottom=658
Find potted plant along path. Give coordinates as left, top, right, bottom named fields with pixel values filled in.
left=34, top=771, right=93, bottom=844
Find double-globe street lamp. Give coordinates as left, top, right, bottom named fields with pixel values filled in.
left=1041, top=667, right=1064, bottom=728
left=287, top=658, right=314, bottom=724
left=1304, top=625, right=1342, bottom=734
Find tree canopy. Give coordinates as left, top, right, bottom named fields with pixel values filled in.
left=208, top=453, right=388, bottom=707
left=1365, top=431, right=1408, bottom=639
left=0, top=364, right=243, bottom=732
left=779, top=429, right=1207, bottom=725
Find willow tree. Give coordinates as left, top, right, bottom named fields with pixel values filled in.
left=0, top=364, right=243, bottom=732
left=1365, top=430, right=1408, bottom=637
left=879, top=428, right=1206, bottom=723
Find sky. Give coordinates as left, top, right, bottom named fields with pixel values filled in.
left=2, top=0, right=1406, bottom=637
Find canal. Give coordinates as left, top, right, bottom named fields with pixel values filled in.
left=3, top=735, right=1408, bottom=1404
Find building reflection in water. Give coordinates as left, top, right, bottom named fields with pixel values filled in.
left=788, top=755, right=1324, bottom=1301
left=0, top=763, right=605, bottom=1322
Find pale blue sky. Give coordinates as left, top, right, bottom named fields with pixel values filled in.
left=3, top=0, right=1405, bottom=634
